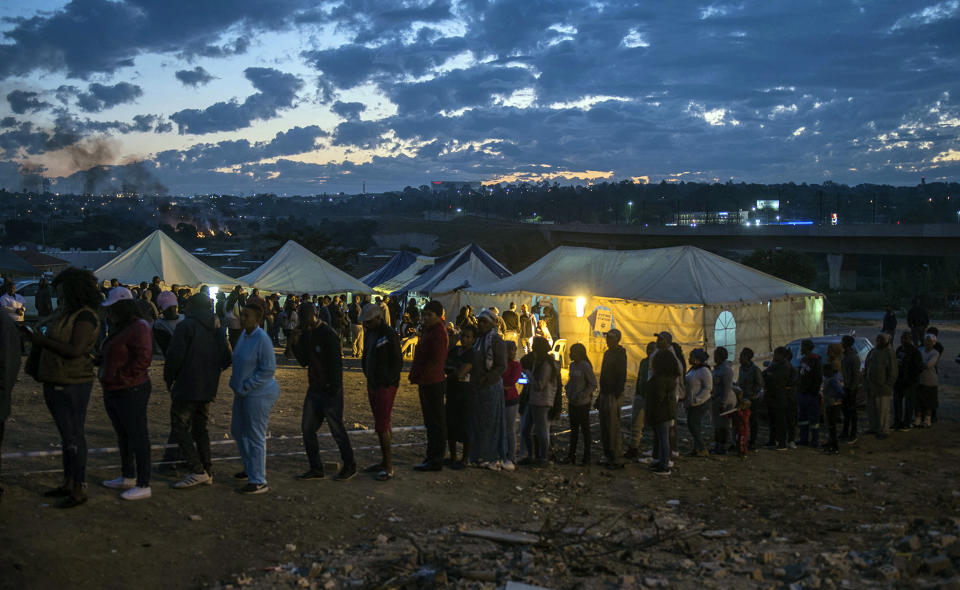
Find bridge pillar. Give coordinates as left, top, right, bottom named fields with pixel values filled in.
left=827, top=254, right=843, bottom=290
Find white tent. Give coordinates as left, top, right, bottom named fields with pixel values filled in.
left=238, top=240, right=370, bottom=295
left=445, top=245, right=823, bottom=372
left=95, top=230, right=242, bottom=288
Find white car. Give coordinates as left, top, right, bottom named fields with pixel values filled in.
left=13, top=279, right=56, bottom=319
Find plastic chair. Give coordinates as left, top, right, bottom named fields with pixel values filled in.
left=550, top=338, right=567, bottom=368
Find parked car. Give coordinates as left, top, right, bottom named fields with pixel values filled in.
left=784, top=335, right=873, bottom=369
left=14, top=279, right=57, bottom=320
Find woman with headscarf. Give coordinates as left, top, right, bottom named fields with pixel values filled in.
left=468, top=309, right=507, bottom=469
left=229, top=301, right=279, bottom=494
left=98, top=287, right=154, bottom=500
left=684, top=348, right=712, bottom=458
left=23, top=268, right=101, bottom=508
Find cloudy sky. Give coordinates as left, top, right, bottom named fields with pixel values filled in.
left=0, top=0, right=958, bottom=195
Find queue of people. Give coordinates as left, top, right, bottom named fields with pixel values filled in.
left=0, top=269, right=949, bottom=508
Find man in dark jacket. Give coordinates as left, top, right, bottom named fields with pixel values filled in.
left=501, top=303, right=520, bottom=333
left=598, top=329, right=627, bottom=467
left=797, top=340, right=823, bottom=447
left=294, top=304, right=356, bottom=481
left=907, top=298, right=929, bottom=346
left=326, top=296, right=344, bottom=336
left=518, top=304, right=535, bottom=353
left=894, top=331, right=923, bottom=431
left=409, top=300, right=449, bottom=471
left=0, top=309, right=21, bottom=500
left=361, top=304, right=402, bottom=480
left=763, top=347, right=793, bottom=450
left=165, top=294, right=232, bottom=488
left=882, top=306, right=897, bottom=338
left=840, top=335, right=862, bottom=443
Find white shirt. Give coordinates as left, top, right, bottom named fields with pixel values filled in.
left=0, top=293, right=25, bottom=322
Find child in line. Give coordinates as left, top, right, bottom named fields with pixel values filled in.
left=564, top=343, right=597, bottom=465
left=731, top=399, right=751, bottom=457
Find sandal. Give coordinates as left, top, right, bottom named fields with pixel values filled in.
left=375, top=469, right=394, bottom=481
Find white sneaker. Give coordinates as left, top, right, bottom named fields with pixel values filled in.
left=121, top=486, right=152, bottom=501
left=173, top=472, right=212, bottom=489
left=643, top=449, right=654, bottom=457
left=668, top=460, right=675, bottom=468
left=671, top=451, right=679, bottom=458
left=501, top=460, right=516, bottom=472
left=103, top=476, right=136, bottom=490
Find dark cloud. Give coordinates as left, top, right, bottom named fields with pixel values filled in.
left=180, top=37, right=250, bottom=60
left=152, top=124, right=327, bottom=171
left=332, top=120, right=387, bottom=149
left=6, top=90, right=51, bottom=114
left=0, top=0, right=309, bottom=80
left=75, top=82, right=143, bottom=112
left=297, top=0, right=453, bottom=43
left=175, top=66, right=216, bottom=87
left=169, top=67, right=303, bottom=134
left=302, top=35, right=468, bottom=89
left=331, top=101, right=366, bottom=120
left=387, top=65, right=536, bottom=115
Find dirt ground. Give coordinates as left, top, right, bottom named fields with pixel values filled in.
left=1, top=318, right=959, bottom=589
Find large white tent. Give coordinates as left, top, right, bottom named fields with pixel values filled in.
left=238, top=240, right=370, bottom=295
left=445, top=245, right=823, bottom=372
left=95, top=230, right=242, bottom=288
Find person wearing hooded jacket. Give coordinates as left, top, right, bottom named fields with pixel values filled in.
left=763, top=347, right=793, bottom=450
left=864, top=332, right=897, bottom=438
left=165, top=294, right=233, bottom=489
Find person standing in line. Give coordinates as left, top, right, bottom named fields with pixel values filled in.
left=293, top=304, right=356, bottom=481
left=735, top=348, right=762, bottom=451
left=0, top=282, right=25, bottom=323
left=348, top=296, right=363, bottom=358
left=646, top=347, right=680, bottom=475
left=445, top=325, right=479, bottom=469
left=925, top=326, right=944, bottom=423
left=501, top=303, right=520, bottom=335
left=406, top=298, right=421, bottom=326
left=326, top=295, right=344, bottom=338
left=821, top=346, right=845, bottom=455
left=136, top=289, right=159, bottom=323
left=501, top=341, right=523, bottom=468
left=518, top=304, right=535, bottom=354
left=882, top=306, right=898, bottom=339
left=360, top=303, right=402, bottom=481
left=518, top=336, right=558, bottom=467
left=893, top=331, right=922, bottom=431
left=225, top=285, right=246, bottom=349
left=166, top=294, right=232, bottom=489
left=597, top=329, right=627, bottom=468
left=907, top=298, right=929, bottom=347
left=35, top=277, right=53, bottom=318
left=410, top=301, right=449, bottom=472
left=762, top=347, right=793, bottom=451
left=624, top=342, right=657, bottom=460
left=711, top=346, right=737, bottom=454
left=153, top=291, right=183, bottom=355
left=25, top=268, right=101, bottom=508
left=375, top=296, right=392, bottom=328
left=98, top=288, right=154, bottom=501
left=564, top=342, right=597, bottom=465
left=864, top=333, right=897, bottom=438
left=229, top=302, right=280, bottom=494
left=915, top=333, right=939, bottom=428
left=0, top=306, right=22, bottom=501
left=468, top=309, right=508, bottom=470
left=839, top=335, right=862, bottom=443
left=796, top=340, right=823, bottom=447
left=148, top=276, right=162, bottom=303
left=684, top=348, right=712, bottom=457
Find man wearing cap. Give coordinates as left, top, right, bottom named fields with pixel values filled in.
left=797, top=339, right=823, bottom=447
left=361, top=303, right=402, bottom=480
left=598, top=328, right=627, bottom=468
left=409, top=300, right=449, bottom=472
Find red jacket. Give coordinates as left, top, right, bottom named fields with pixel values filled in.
left=409, top=321, right=448, bottom=385
left=100, top=319, right=153, bottom=392
left=502, top=360, right=522, bottom=401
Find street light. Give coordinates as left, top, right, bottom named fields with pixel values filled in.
left=626, top=201, right=633, bottom=223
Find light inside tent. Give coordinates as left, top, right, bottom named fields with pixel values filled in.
left=576, top=296, right=587, bottom=318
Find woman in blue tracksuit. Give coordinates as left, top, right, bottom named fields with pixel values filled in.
left=230, top=302, right=279, bottom=495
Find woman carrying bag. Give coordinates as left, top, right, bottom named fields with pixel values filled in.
left=23, top=268, right=101, bottom=508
